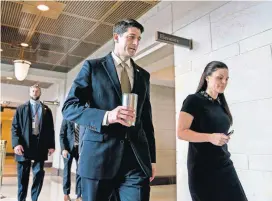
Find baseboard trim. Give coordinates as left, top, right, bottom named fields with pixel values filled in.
left=51, top=168, right=176, bottom=185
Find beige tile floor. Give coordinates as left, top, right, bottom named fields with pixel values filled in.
left=0, top=158, right=176, bottom=201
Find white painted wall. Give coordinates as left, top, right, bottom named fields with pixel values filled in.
left=150, top=85, right=176, bottom=176
left=52, top=80, right=67, bottom=170
left=1, top=83, right=30, bottom=104
left=172, top=2, right=272, bottom=201
left=41, top=83, right=60, bottom=163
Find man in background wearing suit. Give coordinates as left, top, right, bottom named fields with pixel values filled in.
left=12, top=84, right=55, bottom=201
left=62, top=19, right=156, bottom=201
left=60, top=119, right=82, bottom=201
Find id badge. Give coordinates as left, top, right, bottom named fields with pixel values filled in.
left=32, top=121, right=36, bottom=129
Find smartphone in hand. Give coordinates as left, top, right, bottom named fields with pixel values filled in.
left=227, top=130, right=234, bottom=136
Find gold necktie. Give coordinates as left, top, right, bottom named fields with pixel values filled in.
left=121, top=62, right=131, bottom=93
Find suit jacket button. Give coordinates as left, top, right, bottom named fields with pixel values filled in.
left=120, top=140, right=124, bottom=144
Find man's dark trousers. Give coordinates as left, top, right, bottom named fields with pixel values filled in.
left=63, top=145, right=81, bottom=196
left=17, top=135, right=45, bottom=201
left=81, top=139, right=150, bottom=201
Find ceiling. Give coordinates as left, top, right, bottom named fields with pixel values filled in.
left=1, top=76, right=53, bottom=88
left=136, top=44, right=174, bottom=67
left=136, top=44, right=175, bottom=87
left=0, top=0, right=158, bottom=74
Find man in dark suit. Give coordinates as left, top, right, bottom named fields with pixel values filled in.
left=12, top=84, right=55, bottom=201
left=59, top=119, right=82, bottom=201
left=62, top=19, right=156, bottom=201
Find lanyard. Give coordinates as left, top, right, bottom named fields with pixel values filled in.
left=32, top=104, right=41, bottom=119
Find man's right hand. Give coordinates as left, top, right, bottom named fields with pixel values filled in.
left=14, top=145, right=24, bottom=155
left=108, top=106, right=135, bottom=127
left=62, top=150, right=69, bottom=158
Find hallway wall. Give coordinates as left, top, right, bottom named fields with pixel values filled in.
left=172, top=2, right=272, bottom=201
left=150, top=85, right=176, bottom=177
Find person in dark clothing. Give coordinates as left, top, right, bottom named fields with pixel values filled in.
left=177, top=61, right=248, bottom=201
left=12, top=84, right=55, bottom=201
left=62, top=19, right=156, bottom=201
left=60, top=119, right=82, bottom=201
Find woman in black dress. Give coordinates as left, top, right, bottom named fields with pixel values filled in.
left=177, top=61, right=247, bottom=201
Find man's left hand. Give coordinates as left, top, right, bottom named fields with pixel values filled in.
left=48, top=149, right=55, bottom=156
left=150, top=163, right=156, bottom=182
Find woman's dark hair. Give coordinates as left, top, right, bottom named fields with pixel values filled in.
left=113, top=19, right=144, bottom=35
left=196, top=61, right=233, bottom=125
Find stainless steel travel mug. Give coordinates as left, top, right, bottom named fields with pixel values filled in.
left=122, top=93, right=138, bottom=126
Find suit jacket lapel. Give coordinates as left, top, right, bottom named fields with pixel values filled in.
left=102, top=53, right=122, bottom=102
left=39, top=103, right=45, bottom=133
left=71, top=122, right=75, bottom=133
left=131, top=59, right=141, bottom=94
left=131, top=59, right=145, bottom=117
left=25, top=102, right=31, bottom=135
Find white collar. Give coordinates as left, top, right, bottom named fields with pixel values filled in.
left=111, top=52, right=132, bottom=68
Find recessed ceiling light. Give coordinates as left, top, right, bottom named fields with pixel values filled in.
left=37, top=4, right=49, bottom=11
left=6, top=77, right=13, bottom=80
left=21, top=43, right=29, bottom=47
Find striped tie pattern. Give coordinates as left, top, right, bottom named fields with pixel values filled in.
left=74, top=123, right=79, bottom=145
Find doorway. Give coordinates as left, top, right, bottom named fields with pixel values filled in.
left=1, top=107, right=17, bottom=176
